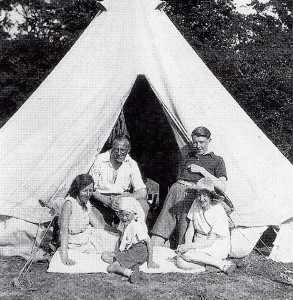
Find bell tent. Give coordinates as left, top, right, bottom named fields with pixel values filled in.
left=0, top=0, right=292, bottom=259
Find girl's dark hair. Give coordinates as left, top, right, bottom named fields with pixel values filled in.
left=68, top=174, right=94, bottom=199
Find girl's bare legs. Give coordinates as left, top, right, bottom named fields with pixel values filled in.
left=177, top=249, right=236, bottom=274
left=182, top=250, right=224, bottom=269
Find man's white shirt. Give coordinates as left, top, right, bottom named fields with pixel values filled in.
left=89, top=150, right=146, bottom=194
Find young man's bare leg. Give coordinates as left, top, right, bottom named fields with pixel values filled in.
left=151, top=235, right=170, bottom=247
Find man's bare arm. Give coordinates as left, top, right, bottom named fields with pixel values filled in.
left=92, top=190, right=113, bottom=207
left=188, top=164, right=227, bottom=192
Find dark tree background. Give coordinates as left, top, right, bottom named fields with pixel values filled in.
left=0, top=0, right=292, bottom=162
left=0, top=0, right=102, bottom=124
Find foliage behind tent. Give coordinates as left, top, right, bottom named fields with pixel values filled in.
left=0, top=0, right=292, bottom=162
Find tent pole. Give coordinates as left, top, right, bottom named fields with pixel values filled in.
left=13, top=215, right=56, bottom=288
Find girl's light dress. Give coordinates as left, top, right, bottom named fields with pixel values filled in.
left=186, top=202, right=231, bottom=260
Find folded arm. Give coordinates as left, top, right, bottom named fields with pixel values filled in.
left=189, top=164, right=227, bottom=192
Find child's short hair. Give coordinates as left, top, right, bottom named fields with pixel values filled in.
left=192, top=127, right=211, bottom=139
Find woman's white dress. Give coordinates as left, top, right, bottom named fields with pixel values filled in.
left=187, top=202, right=231, bottom=260
left=48, top=196, right=119, bottom=273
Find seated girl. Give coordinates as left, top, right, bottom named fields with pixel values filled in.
left=58, top=174, right=118, bottom=265
left=176, top=178, right=236, bottom=275
left=102, top=197, right=159, bottom=283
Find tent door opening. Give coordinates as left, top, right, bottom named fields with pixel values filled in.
left=103, top=75, right=181, bottom=205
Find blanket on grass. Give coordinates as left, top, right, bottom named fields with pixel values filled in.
left=47, top=246, right=205, bottom=274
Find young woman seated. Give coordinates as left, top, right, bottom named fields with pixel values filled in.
left=175, top=178, right=236, bottom=275
left=58, top=174, right=118, bottom=265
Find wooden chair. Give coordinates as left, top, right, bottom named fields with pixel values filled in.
left=145, top=178, right=160, bottom=208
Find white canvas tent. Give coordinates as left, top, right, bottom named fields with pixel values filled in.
left=0, top=0, right=292, bottom=260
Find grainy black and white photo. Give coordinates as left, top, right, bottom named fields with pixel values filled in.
left=0, top=0, right=292, bottom=299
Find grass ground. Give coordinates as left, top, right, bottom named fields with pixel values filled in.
left=1, top=249, right=293, bottom=300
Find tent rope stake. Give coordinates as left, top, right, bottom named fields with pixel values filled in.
left=13, top=216, right=56, bottom=289
left=230, top=210, right=293, bottom=286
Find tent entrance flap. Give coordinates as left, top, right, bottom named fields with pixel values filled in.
left=104, top=75, right=181, bottom=201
